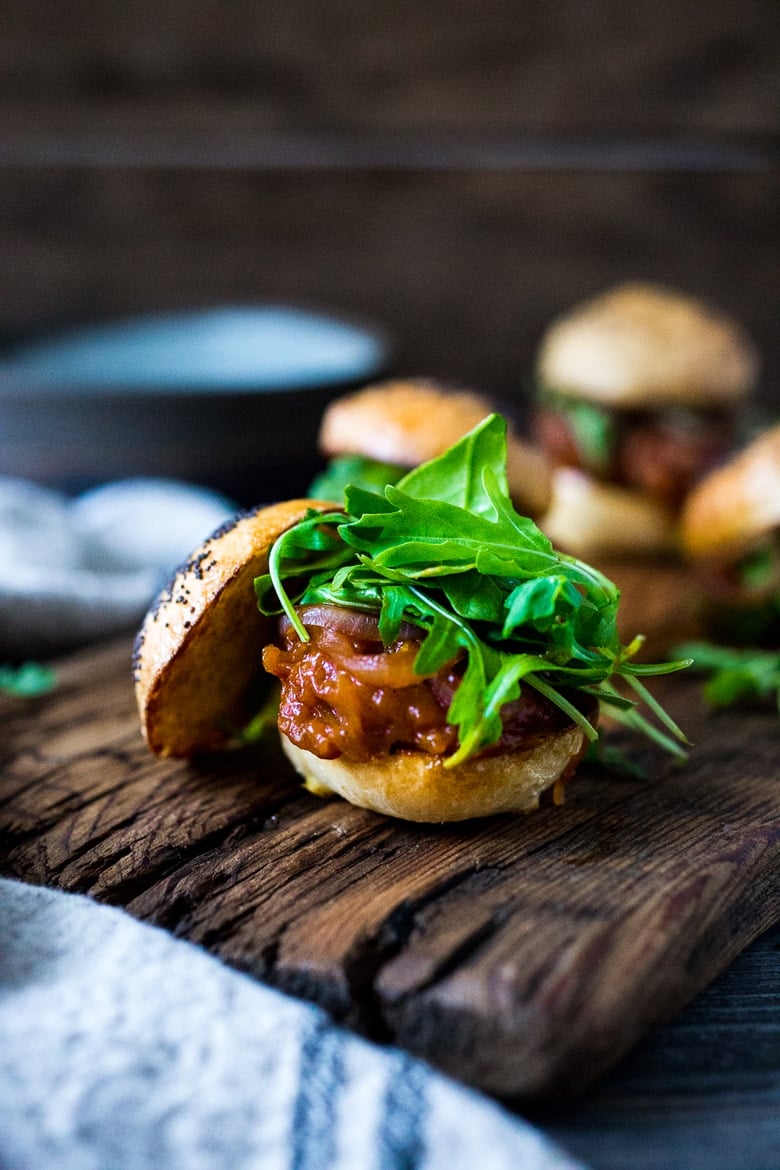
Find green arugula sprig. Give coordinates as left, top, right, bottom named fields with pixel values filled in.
left=255, top=415, right=690, bottom=767
left=537, top=381, right=618, bottom=475
left=675, top=642, right=780, bottom=711
left=0, top=661, right=57, bottom=698
left=308, top=454, right=405, bottom=501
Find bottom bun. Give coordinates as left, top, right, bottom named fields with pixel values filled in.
left=280, top=726, right=588, bottom=822
left=539, top=468, right=678, bottom=560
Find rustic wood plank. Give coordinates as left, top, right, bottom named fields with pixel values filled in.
left=533, top=921, right=780, bottom=1169
left=375, top=749, right=779, bottom=1095
left=1, top=636, right=777, bottom=1101
left=1, top=0, right=777, bottom=135
left=0, top=106, right=775, bottom=172
left=0, top=169, right=777, bottom=505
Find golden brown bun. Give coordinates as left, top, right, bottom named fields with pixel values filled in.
left=319, top=377, right=552, bottom=516
left=537, top=282, right=758, bottom=409
left=134, top=498, right=336, bottom=756
left=280, top=727, right=587, bottom=823
left=539, top=467, right=679, bottom=560
left=680, top=423, right=780, bottom=561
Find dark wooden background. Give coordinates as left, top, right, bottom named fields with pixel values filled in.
left=0, top=1, right=777, bottom=419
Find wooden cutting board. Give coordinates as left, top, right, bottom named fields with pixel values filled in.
left=1, top=636, right=778, bottom=1100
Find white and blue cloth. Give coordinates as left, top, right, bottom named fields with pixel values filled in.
left=0, top=879, right=586, bottom=1170
left=0, top=476, right=235, bottom=656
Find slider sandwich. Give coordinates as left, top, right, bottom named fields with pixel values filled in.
left=310, top=377, right=552, bottom=519
left=534, top=281, right=759, bottom=560
left=680, top=422, right=780, bottom=645
left=135, top=415, right=687, bottom=823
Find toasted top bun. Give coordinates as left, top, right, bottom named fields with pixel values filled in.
left=134, top=498, right=336, bottom=757
left=680, top=422, right=780, bottom=561
left=537, top=282, right=758, bottom=409
left=319, top=377, right=552, bottom=516
left=280, top=727, right=586, bottom=822
left=539, top=467, right=678, bottom=560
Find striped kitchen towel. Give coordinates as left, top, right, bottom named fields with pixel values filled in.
left=0, top=878, right=586, bottom=1170
left=0, top=476, right=235, bottom=657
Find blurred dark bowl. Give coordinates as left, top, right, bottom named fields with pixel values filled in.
left=0, top=305, right=390, bottom=505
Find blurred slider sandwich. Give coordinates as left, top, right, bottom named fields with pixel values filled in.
left=531, top=282, right=760, bottom=655
left=310, top=378, right=552, bottom=519
left=680, top=422, right=780, bottom=645
left=533, top=281, right=759, bottom=558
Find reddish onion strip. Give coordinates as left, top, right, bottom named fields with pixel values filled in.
left=282, top=604, right=422, bottom=644
left=278, top=605, right=439, bottom=687
left=335, top=643, right=426, bottom=687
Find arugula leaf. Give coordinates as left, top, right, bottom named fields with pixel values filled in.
left=256, top=414, right=690, bottom=765
left=398, top=413, right=511, bottom=513
left=0, top=662, right=57, bottom=698
left=260, top=508, right=350, bottom=639
left=308, top=455, right=405, bottom=502
left=238, top=682, right=283, bottom=744
left=738, top=545, right=776, bottom=591
left=675, top=642, right=780, bottom=711
left=538, top=382, right=618, bottom=474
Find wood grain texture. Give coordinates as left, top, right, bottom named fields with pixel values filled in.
left=1, top=636, right=778, bottom=1100
left=1, top=171, right=775, bottom=386
left=533, top=921, right=780, bottom=1169
left=0, top=168, right=777, bottom=505
left=0, top=4, right=777, bottom=502
left=1, top=0, right=777, bottom=135
left=0, top=2, right=776, bottom=517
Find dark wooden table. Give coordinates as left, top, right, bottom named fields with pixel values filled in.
left=535, top=921, right=780, bottom=1170
left=1, top=635, right=778, bottom=1170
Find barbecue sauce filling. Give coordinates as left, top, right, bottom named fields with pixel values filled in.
left=262, top=604, right=595, bottom=763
